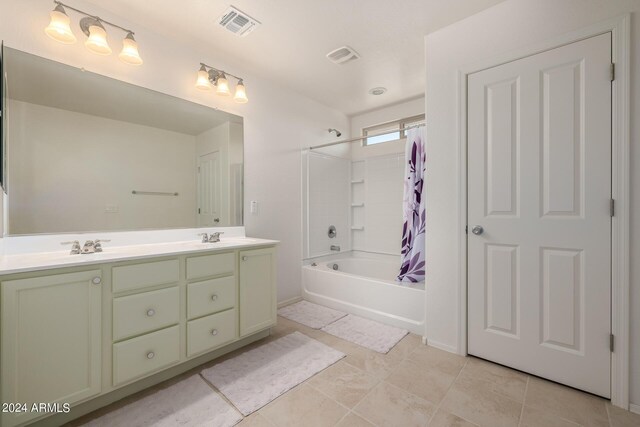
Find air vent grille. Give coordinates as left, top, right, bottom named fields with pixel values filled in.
left=218, top=6, right=261, bottom=37
left=326, top=46, right=360, bottom=64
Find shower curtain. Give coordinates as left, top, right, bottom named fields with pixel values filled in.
left=397, top=126, right=426, bottom=283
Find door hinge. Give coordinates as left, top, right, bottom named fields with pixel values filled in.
left=198, top=208, right=201, bottom=214
left=610, top=63, right=615, bottom=81
left=610, top=199, right=615, bottom=217
left=465, top=225, right=468, bottom=234
left=610, top=334, right=615, bottom=352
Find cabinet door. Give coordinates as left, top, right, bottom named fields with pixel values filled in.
left=239, top=247, right=277, bottom=336
left=1, top=270, right=102, bottom=427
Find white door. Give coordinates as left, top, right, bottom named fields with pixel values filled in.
left=467, top=33, right=612, bottom=397
left=197, top=151, right=221, bottom=226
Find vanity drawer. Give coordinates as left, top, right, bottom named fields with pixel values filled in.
left=113, top=325, right=180, bottom=386
left=186, top=252, right=235, bottom=281
left=113, top=287, right=179, bottom=341
left=187, top=309, right=237, bottom=357
left=112, top=259, right=179, bottom=293
left=187, top=276, right=236, bottom=320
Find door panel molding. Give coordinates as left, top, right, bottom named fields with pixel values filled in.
left=456, top=14, right=631, bottom=408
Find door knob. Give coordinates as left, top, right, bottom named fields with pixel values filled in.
left=471, top=225, right=484, bottom=235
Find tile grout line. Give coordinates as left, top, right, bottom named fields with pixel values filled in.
left=424, top=356, right=481, bottom=427
left=516, top=376, right=530, bottom=427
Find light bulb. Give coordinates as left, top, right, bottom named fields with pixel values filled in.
left=85, top=22, right=112, bottom=55
left=195, top=66, right=212, bottom=91
left=119, top=32, right=143, bottom=65
left=216, top=73, right=231, bottom=96
left=234, top=80, right=248, bottom=103
left=44, top=5, right=77, bottom=44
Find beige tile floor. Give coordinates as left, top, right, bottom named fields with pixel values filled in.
left=71, top=316, right=640, bottom=427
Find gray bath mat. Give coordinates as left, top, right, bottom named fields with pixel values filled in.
left=201, top=331, right=345, bottom=415
left=321, top=314, right=409, bottom=353
left=277, top=300, right=347, bottom=329
left=81, top=375, right=242, bottom=427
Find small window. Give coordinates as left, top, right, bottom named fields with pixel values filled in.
left=362, top=114, right=425, bottom=146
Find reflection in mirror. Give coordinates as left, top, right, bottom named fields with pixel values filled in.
left=3, top=47, right=243, bottom=235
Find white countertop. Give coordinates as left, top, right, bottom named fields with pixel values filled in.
left=0, top=237, right=279, bottom=275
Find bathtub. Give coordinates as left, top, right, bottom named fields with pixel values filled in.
left=301, top=252, right=425, bottom=334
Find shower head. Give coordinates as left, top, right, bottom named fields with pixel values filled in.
left=328, top=128, right=342, bottom=137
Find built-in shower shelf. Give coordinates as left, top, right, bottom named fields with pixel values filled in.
left=351, top=203, right=365, bottom=207
left=351, top=226, right=365, bottom=230
left=350, top=179, right=365, bottom=184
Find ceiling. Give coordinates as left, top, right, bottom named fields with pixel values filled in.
left=6, top=47, right=240, bottom=135
left=83, top=0, right=505, bottom=115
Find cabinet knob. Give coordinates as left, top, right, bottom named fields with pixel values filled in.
left=92, top=277, right=102, bottom=285
left=211, top=329, right=218, bottom=336
left=146, top=309, right=156, bottom=317
left=211, top=294, right=218, bottom=302
left=242, top=256, right=248, bottom=261
left=147, top=352, right=155, bottom=359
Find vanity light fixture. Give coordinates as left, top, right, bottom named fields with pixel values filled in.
left=44, top=3, right=77, bottom=44
left=44, top=1, right=143, bottom=65
left=196, top=63, right=248, bottom=104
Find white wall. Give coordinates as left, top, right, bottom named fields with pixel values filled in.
left=8, top=100, right=197, bottom=234
left=424, top=0, right=640, bottom=407
left=0, top=0, right=349, bottom=304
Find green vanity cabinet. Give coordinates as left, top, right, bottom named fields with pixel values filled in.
left=239, top=247, right=277, bottom=337
left=1, top=270, right=103, bottom=427
left=0, top=243, right=277, bottom=427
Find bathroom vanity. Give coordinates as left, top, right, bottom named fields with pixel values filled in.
left=0, top=45, right=277, bottom=426
left=0, top=238, right=278, bottom=427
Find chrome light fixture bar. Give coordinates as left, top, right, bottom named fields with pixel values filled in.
left=196, top=63, right=248, bottom=104
left=44, top=0, right=143, bottom=65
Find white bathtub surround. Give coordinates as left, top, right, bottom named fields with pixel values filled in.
left=322, top=314, right=408, bottom=353
left=277, top=300, right=347, bottom=329
left=81, top=375, right=242, bottom=427
left=302, top=251, right=425, bottom=334
left=201, top=332, right=344, bottom=415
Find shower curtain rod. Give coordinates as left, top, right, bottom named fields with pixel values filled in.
left=308, top=121, right=426, bottom=150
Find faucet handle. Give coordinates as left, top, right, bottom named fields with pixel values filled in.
left=94, top=239, right=110, bottom=252
left=209, top=232, right=224, bottom=242
left=61, top=240, right=81, bottom=255
left=198, top=233, right=209, bottom=243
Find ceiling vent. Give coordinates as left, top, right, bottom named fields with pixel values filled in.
left=218, top=6, right=261, bottom=37
left=326, top=46, right=360, bottom=65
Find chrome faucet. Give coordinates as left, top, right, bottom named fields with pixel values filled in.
left=330, top=245, right=341, bottom=252
left=61, top=239, right=110, bottom=255
left=198, top=232, right=224, bottom=243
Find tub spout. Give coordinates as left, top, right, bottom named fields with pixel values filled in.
left=330, top=245, right=341, bottom=252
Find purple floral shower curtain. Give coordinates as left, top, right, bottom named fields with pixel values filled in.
left=397, top=127, right=426, bottom=283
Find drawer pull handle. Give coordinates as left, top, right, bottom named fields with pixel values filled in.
left=211, top=329, right=219, bottom=336
left=147, top=352, right=155, bottom=359
left=211, top=294, right=218, bottom=302
left=147, top=309, right=156, bottom=317
left=242, top=256, right=248, bottom=261
left=92, top=277, right=102, bottom=285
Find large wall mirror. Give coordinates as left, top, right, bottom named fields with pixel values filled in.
left=2, top=47, right=243, bottom=235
